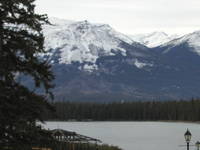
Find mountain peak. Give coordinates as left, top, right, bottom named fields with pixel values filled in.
left=148, top=31, right=168, bottom=37
left=130, top=31, right=179, bottom=48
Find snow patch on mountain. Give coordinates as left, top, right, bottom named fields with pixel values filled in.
left=133, top=59, right=153, bottom=69
left=134, top=59, right=147, bottom=68
left=83, top=64, right=98, bottom=72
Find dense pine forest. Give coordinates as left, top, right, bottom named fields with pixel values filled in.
left=43, top=99, right=200, bottom=121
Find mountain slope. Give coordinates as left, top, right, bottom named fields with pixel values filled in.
left=40, top=18, right=160, bottom=101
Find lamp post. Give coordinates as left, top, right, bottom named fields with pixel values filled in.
left=184, top=129, right=192, bottom=150
left=196, top=141, right=200, bottom=150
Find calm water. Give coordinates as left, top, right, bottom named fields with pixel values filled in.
left=43, top=122, right=200, bottom=150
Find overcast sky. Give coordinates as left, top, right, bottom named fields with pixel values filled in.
left=35, top=0, right=200, bottom=35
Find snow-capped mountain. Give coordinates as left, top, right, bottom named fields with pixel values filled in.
left=130, top=32, right=180, bottom=48
left=25, top=18, right=200, bottom=101
left=43, top=18, right=149, bottom=71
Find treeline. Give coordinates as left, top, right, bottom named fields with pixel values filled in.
left=43, top=99, right=200, bottom=121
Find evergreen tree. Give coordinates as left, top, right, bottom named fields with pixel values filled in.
left=0, top=0, right=54, bottom=149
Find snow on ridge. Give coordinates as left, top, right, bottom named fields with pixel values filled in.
left=181, top=31, right=200, bottom=55
left=130, top=32, right=180, bottom=48
left=161, top=30, right=200, bottom=55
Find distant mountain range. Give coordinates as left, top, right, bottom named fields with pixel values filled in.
left=31, top=18, right=200, bottom=101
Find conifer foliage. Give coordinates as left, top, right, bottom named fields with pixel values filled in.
left=0, top=0, right=54, bottom=149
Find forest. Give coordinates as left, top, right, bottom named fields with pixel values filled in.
left=43, top=99, right=200, bottom=121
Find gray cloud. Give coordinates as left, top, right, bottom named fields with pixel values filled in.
left=35, top=0, right=200, bottom=34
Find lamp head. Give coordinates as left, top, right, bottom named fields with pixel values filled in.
left=196, top=141, right=200, bottom=148
left=184, top=129, right=192, bottom=143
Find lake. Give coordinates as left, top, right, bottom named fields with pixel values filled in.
left=43, top=122, right=200, bottom=150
